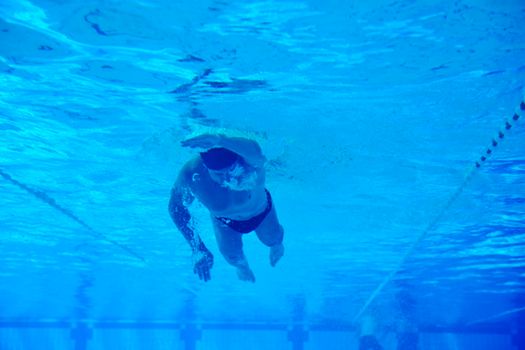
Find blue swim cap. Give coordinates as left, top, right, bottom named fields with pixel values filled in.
left=200, top=147, right=240, bottom=170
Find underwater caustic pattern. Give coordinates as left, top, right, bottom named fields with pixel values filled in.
left=0, top=0, right=524, bottom=344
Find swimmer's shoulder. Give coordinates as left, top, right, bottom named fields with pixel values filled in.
left=178, top=157, right=207, bottom=185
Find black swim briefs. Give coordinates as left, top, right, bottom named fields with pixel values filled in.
left=216, top=189, right=272, bottom=233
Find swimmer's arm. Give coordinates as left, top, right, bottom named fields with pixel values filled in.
left=215, top=135, right=266, bottom=168
left=182, top=133, right=266, bottom=168
left=168, top=178, right=208, bottom=253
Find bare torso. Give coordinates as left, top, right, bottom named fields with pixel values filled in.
left=184, top=158, right=267, bottom=220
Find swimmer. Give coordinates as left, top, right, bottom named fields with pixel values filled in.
left=168, top=133, right=284, bottom=282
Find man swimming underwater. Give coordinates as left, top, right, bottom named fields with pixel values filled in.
left=168, top=133, right=285, bottom=282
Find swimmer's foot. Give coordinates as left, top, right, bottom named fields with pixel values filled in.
left=236, top=265, right=256, bottom=282
left=269, top=243, right=284, bottom=267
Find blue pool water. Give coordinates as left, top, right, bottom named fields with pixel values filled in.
left=0, top=0, right=524, bottom=349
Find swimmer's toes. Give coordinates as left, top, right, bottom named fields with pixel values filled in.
left=270, top=244, right=284, bottom=267
left=237, top=266, right=256, bottom=282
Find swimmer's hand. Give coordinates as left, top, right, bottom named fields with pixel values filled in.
left=192, top=248, right=214, bottom=282
left=181, top=134, right=221, bottom=150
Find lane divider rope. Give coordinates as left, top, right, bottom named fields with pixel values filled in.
left=352, top=95, right=524, bottom=323
left=0, top=169, right=146, bottom=263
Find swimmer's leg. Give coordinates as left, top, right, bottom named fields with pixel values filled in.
left=255, top=205, right=284, bottom=267
left=211, top=217, right=255, bottom=282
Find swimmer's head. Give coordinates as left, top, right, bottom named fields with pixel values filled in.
left=200, top=147, right=240, bottom=170
left=200, top=148, right=257, bottom=190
